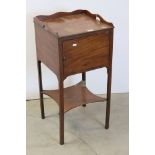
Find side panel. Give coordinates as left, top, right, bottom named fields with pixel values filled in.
left=34, top=24, right=60, bottom=78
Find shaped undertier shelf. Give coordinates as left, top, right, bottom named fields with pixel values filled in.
left=43, top=81, right=106, bottom=112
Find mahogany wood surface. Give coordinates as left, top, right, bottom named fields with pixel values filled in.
left=34, top=9, right=114, bottom=145
left=63, top=31, right=110, bottom=77
left=34, top=10, right=113, bottom=38
left=37, top=61, right=45, bottom=119
left=43, top=82, right=106, bottom=113
left=35, top=24, right=60, bottom=78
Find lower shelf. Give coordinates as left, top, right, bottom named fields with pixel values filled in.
left=43, top=81, right=106, bottom=112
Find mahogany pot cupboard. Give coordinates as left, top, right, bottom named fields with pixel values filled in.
left=34, top=10, right=114, bottom=145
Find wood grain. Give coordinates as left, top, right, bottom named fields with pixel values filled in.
left=34, top=9, right=114, bottom=145
left=34, top=9, right=113, bottom=38
left=34, top=24, right=60, bottom=78
left=63, top=31, right=110, bottom=77
left=43, top=82, right=106, bottom=113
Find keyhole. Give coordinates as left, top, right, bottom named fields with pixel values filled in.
left=72, top=43, right=77, bottom=47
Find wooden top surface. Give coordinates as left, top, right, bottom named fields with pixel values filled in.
left=34, top=10, right=114, bottom=38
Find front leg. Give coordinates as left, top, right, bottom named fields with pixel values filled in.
left=59, top=79, right=64, bottom=145
left=105, top=67, right=112, bottom=129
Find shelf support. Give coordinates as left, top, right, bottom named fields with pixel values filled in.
left=105, top=67, right=112, bottom=129
left=82, top=72, right=86, bottom=107
left=59, top=79, right=64, bottom=145
left=58, top=40, right=64, bottom=145
left=37, top=60, right=45, bottom=119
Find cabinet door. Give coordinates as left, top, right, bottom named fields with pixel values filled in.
left=63, top=31, right=110, bottom=77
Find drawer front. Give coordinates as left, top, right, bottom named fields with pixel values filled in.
left=63, top=31, right=110, bottom=77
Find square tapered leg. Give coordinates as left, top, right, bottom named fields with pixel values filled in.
left=105, top=67, right=112, bottom=129
left=59, top=80, right=64, bottom=145
left=37, top=60, right=45, bottom=119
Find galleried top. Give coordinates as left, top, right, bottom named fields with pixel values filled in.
left=34, top=9, right=114, bottom=38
